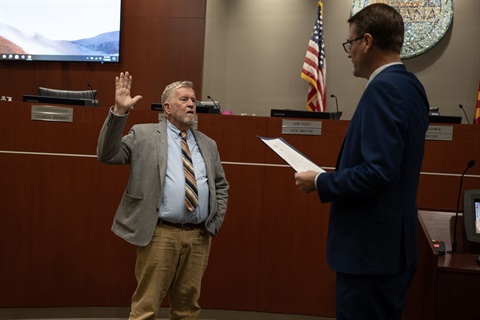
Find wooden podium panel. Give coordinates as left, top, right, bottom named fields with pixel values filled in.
left=435, top=257, right=480, bottom=320
left=404, top=211, right=480, bottom=320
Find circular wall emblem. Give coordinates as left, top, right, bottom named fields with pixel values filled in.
left=351, top=0, right=454, bottom=59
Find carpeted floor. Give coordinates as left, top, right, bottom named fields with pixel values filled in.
left=0, top=308, right=335, bottom=320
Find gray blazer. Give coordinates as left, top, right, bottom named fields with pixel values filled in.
left=97, top=111, right=229, bottom=246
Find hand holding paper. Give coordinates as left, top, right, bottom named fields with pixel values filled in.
left=258, top=136, right=324, bottom=193
left=258, top=136, right=325, bottom=173
left=294, top=170, right=319, bottom=193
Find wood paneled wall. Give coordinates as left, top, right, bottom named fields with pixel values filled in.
left=0, top=0, right=206, bottom=111
left=1, top=101, right=480, bottom=318
left=0, top=103, right=340, bottom=317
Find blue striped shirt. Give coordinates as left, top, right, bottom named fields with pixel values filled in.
left=159, top=120, right=208, bottom=224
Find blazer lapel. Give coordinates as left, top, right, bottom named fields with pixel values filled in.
left=156, top=120, right=168, bottom=188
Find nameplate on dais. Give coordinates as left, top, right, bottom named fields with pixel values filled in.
left=31, top=105, right=73, bottom=122
left=281, top=119, right=322, bottom=136
left=426, top=125, right=453, bottom=141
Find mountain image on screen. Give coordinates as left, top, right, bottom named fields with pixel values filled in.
left=0, top=23, right=119, bottom=56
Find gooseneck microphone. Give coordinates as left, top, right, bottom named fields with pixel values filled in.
left=458, top=104, right=471, bottom=124
left=87, top=83, right=97, bottom=107
left=449, top=159, right=476, bottom=254
left=207, top=95, right=221, bottom=112
left=330, top=94, right=340, bottom=120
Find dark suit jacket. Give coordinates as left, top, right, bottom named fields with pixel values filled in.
left=317, top=64, right=429, bottom=275
left=97, top=111, right=229, bottom=246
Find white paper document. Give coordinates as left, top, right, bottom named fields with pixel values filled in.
left=258, top=136, right=325, bottom=173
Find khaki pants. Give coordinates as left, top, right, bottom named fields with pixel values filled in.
left=129, top=223, right=212, bottom=320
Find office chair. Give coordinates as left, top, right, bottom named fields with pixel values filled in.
left=38, top=87, right=96, bottom=100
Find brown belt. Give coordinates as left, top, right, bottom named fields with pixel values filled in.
left=158, top=219, right=203, bottom=231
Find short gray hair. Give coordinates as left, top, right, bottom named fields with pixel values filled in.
left=161, top=81, right=194, bottom=105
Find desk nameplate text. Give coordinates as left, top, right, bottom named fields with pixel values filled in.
left=281, top=119, right=322, bottom=136
left=426, top=125, right=453, bottom=141
left=31, top=105, right=73, bottom=122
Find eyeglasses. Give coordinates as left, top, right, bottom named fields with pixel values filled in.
left=342, top=35, right=364, bottom=54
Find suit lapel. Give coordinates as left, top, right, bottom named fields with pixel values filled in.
left=192, top=129, right=214, bottom=185
left=156, top=119, right=168, bottom=188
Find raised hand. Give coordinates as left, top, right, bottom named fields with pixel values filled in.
left=113, top=71, right=143, bottom=115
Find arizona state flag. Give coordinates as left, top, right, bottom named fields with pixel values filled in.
left=475, top=81, right=480, bottom=125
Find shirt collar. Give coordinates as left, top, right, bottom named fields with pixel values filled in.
left=166, top=119, right=191, bottom=139
left=366, top=62, right=403, bottom=87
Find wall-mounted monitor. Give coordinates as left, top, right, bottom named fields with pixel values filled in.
left=0, top=0, right=122, bottom=63
left=463, top=189, right=480, bottom=244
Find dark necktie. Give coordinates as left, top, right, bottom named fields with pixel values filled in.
left=181, top=131, right=199, bottom=212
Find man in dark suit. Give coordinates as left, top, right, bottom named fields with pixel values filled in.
left=97, top=72, right=229, bottom=320
left=295, top=4, right=429, bottom=320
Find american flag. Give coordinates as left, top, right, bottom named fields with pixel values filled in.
left=301, top=1, right=326, bottom=112
left=475, top=81, right=480, bottom=125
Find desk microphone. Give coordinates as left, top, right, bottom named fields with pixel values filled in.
left=207, top=95, right=221, bottom=112
left=458, top=104, right=470, bottom=124
left=449, top=159, right=475, bottom=254
left=330, top=94, right=340, bottom=120
left=87, top=83, right=97, bottom=107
